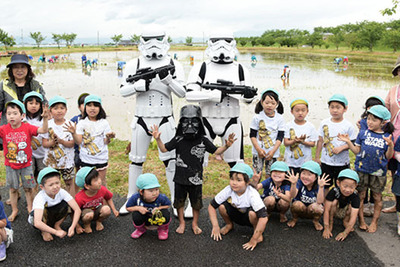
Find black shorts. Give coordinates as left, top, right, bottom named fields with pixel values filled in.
left=289, top=167, right=301, bottom=176
left=30, top=200, right=69, bottom=228
left=223, top=201, right=252, bottom=227
left=174, top=183, right=203, bottom=210
left=321, top=163, right=349, bottom=188
left=81, top=161, right=108, bottom=170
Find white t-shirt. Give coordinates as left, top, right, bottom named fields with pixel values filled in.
left=32, top=188, right=72, bottom=210
left=250, top=111, right=285, bottom=158
left=76, top=118, right=112, bottom=164
left=42, top=119, right=74, bottom=169
left=27, top=117, right=45, bottom=159
left=318, top=117, right=358, bottom=166
left=214, top=185, right=264, bottom=212
left=284, top=120, right=318, bottom=168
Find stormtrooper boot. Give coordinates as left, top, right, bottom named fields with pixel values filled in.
left=119, top=164, right=141, bottom=215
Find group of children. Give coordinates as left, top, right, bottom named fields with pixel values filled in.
left=0, top=87, right=399, bottom=258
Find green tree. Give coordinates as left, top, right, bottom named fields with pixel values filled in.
left=305, top=31, right=323, bottom=49
left=358, top=21, right=384, bottom=51
left=168, top=36, right=173, bottom=43
left=0, top=29, right=15, bottom=50
left=52, top=33, right=63, bottom=48
left=185, top=36, right=193, bottom=46
left=344, top=32, right=362, bottom=51
left=62, top=33, right=77, bottom=47
left=381, top=0, right=399, bottom=16
left=30, top=31, right=46, bottom=48
left=328, top=29, right=344, bottom=50
left=382, top=29, right=400, bottom=52
left=130, top=34, right=140, bottom=44
left=111, top=34, right=123, bottom=46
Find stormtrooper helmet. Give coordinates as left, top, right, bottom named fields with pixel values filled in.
left=138, top=31, right=170, bottom=60
left=177, top=105, right=206, bottom=139
left=205, top=33, right=238, bottom=63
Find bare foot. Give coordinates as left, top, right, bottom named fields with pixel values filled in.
left=287, top=219, right=297, bottom=228
left=312, top=220, right=323, bottom=231
left=176, top=224, right=185, bottom=234
left=220, top=224, right=233, bottom=235
left=280, top=214, right=288, bottom=223
left=76, top=224, right=85, bottom=235
left=96, top=221, right=104, bottom=231
left=382, top=206, right=396, bottom=213
left=8, top=210, right=18, bottom=222
left=84, top=224, right=93, bottom=234
left=192, top=225, right=202, bottom=235
left=359, top=222, right=368, bottom=231
left=367, top=222, right=378, bottom=233
left=42, top=232, right=53, bottom=241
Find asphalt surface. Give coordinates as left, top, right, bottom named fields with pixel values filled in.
left=1, top=187, right=397, bottom=267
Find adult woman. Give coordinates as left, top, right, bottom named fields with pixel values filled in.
left=383, top=56, right=400, bottom=213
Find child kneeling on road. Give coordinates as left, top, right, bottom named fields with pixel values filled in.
left=74, top=167, right=119, bottom=234
left=126, top=173, right=171, bottom=240
left=28, top=167, right=81, bottom=241
left=208, top=163, right=268, bottom=251
left=323, top=169, right=360, bottom=241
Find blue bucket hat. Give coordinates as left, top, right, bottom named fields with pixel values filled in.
left=230, top=163, right=254, bottom=179
left=328, top=94, right=348, bottom=106
left=367, top=105, right=391, bottom=121
left=301, top=161, right=322, bottom=176
left=270, top=161, right=289, bottom=172
left=136, top=173, right=161, bottom=190
left=37, top=167, right=60, bottom=185
left=23, top=91, right=44, bottom=102
left=5, top=99, right=26, bottom=114
left=7, top=54, right=31, bottom=68
left=49, top=96, right=67, bottom=108
left=75, top=167, right=95, bottom=188
left=338, top=169, right=359, bottom=183
left=260, top=88, right=279, bottom=99
left=84, top=94, right=102, bottom=106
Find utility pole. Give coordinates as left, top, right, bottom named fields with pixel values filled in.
left=21, top=29, right=23, bottom=47
left=97, top=31, right=99, bottom=46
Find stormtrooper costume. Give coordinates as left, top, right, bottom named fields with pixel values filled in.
left=119, top=32, right=186, bottom=215
left=186, top=34, right=254, bottom=167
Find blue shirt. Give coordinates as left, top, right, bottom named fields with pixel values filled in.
left=293, top=180, right=319, bottom=206
left=355, top=129, right=391, bottom=176
left=71, top=114, right=82, bottom=153
left=394, top=136, right=400, bottom=175
left=359, top=118, right=368, bottom=132
left=261, top=177, right=290, bottom=200
left=0, top=202, right=11, bottom=229
left=126, top=193, right=171, bottom=214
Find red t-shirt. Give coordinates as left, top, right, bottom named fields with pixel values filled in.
left=0, top=122, right=38, bottom=169
left=75, top=186, right=113, bottom=210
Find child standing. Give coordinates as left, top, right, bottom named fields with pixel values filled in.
left=74, top=167, right=119, bottom=234
left=208, top=163, right=268, bottom=251
left=392, top=135, right=400, bottom=235
left=0, top=100, right=48, bottom=221
left=286, top=161, right=330, bottom=230
left=323, top=169, right=360, bottom=241
left=253, top=161, right=291, bottom=222
left=0, top=194, right=13, bottom=261
left=28, top=167, right=81, bottom=241
left=151, top=105, right=236, bottom=235
left=315, top=94, right=357, bottom=193
left=338, top=105, right=394, bottom=233
left=126, top=173, right=171, bottom=240
left=250, top=89, right=285, bottom=177
left=42, top=96, right=75, bottom=196
left=284, top=98, right=318, bottom=174
left=65, top=95, right=115, bottom=186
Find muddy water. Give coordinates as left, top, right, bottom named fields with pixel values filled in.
left=1, top=51, right=396, bottom=143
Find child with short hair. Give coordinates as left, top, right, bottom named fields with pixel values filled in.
left=250, top=89, right=285, bottom=177
left=284, top=98, right=318, bottom=175
left=151, top=104, right=236, bottom=235
left=74, top=167, right=119, bottom=234
left=126, top=173, right=171, bottom=240
left=323, top=169, right=360, bottom=241
left=286, top=161, right=330, bottom=230
left=42, top=96, right=75, bottom=196
left=315, top=94, right=357, bottom=193
left=338, top=105, right=394, bottom=233
left=65, top=95, right=115, bottom=186
left=208, top=163, right=268, bottom=251
left=0, top=194, right=13, bottom=261
left=0, top=100, right=49, bottom=221
left=28, top=167, right=81, bottom=241
left=253, top=161, right=291, bottom=222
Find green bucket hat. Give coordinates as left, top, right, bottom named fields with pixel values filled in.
left=37, top=167, right=60, bottom=185
left=49, top=96, right=67, bottom=108
left=338, top=169, right=359, bottom=183
left=23, top=91, right=44, bottom=102
left=5, top=99, right=26, bottom=114
left=84, top=94, right=102, bottom=106
left=270, top=161, right=289, bottom=172
left=328, top=94, right=348, bottom=106
left=136, top=173, right=161, bottom=190
left=367, top=105, right=391, bottom=121
left=75, top=167, right=95, bottom=188
left=230, top=162, right=254, bottom=179
left=300, top=161, right=322, bottom=176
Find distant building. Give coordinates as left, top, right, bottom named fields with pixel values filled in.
left=322, top=33, right=334, bottom=41
left=119, top=40, right=137, bottom=46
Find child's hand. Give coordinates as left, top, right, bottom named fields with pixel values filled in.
left=152, top=208, right=159, bottom=215
left=335, top=231, right=348, bottom=241
left=285, top=169, right=299, bottom=185
left=211, top=226, right=222, bottom=241
left=225, top=133, right=237, bottom=148
left=332, top=146, right=342, bottom=155
left=265, top=150, right=274, bottom=161
left=149, top=125, right=161, bottom=139
left=257, top=149, right=267, bottom=159
left=322, top=229, right=332, bottom=239
left=383, top=135, right=394, bottom=147
left=242, top=239, right=258, bottom=251
left=295, top=134, right=306, bottom=144
left=318, top=173, right=331, bottom=188
left=63, top=121, right=76, bottom=134
left=314, top=158, right=321, bottom=165
left=106, top=132, right=116, bottom=139
left=67, top=226, right=75, bottom=237
left=137, top=206, right=148, bottom=215
left=113, top=210, right=119, bottom=217
left=55, top=229, right=67, bottom=238
left=337, top=133, right=349, bottom=143
left=41, top=104, right=49, bottom=119
left=272, top=187, right=283, bottom=198
left=252, top=169, right=262, bottom=184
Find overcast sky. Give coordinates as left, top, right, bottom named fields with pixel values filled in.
left=1, top=0, right=397, bottom=42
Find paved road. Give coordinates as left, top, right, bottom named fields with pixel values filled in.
left=2, top=188, right=397, bottom=266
